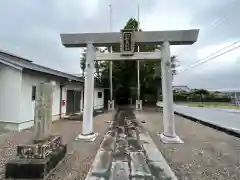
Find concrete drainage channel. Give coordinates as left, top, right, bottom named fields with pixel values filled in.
left=85, top=107, right=178, bottom=180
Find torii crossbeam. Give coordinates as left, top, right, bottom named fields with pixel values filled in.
left=60, top=29, right=199, bottom=143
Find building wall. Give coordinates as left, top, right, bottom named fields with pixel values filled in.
left=20, top=72, right=67, bottom=127
left=0, top=63, right=22, bottom=124
left=61, top=87, right=67, bottom=116
left=94, top=88, right=104, bottom=110
left=51, top=81, right=61, bottom=119
left=0, top=64, right=103, bottom=131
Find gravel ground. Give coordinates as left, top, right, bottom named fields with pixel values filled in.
left=0, top=112, right=112, bottom=180
left=46, top=113, right=112, bottom=180
left=138, top=109, right=240, bottom=180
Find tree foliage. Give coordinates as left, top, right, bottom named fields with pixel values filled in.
left=172, top=89, right=230, bottom=102
left=80, top=18, right=179, bottom=102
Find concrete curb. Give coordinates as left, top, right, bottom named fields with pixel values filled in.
left=135, top=111, right=179, bottom=179
left=139, top=130, right=178, bottom=180
left=174, top=111, right=240, bottom=138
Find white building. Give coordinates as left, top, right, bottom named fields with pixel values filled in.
left=0, top=49, right=104, bottom=131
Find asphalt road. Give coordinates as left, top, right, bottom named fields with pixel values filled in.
left=174, top=105, right=240, bottom=133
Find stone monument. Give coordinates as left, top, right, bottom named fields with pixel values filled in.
left=34, top=82, right=53, bottom=142
left=5, top=82, right=67, bottom=179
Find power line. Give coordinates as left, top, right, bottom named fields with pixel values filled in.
left=196, top=39, right=240, bottom=62
left=177, top=42, right=240, bottom=74
left=179, top=39, right=240, bottom=73
left=176, top=0, right=238, bottom=57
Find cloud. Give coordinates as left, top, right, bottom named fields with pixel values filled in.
left=0, top=0, right=104, bottom=74
left=158, top=0, right=240, bottom=89
left=174, top=42, right=240, bottom=89
left=0, top=0, right=239, bottom=89
left=0, top=0, right=158, bottom=74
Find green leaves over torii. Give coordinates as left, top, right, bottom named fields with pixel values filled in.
left=80, top=18, right=179, bottom=102
left=111, top=18, right=155, bottom=53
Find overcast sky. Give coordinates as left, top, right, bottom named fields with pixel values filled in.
left=0, top=0, right=239, bottom=90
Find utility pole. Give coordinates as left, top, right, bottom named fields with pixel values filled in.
left=109, top=4, right=113, bottom=110
left=137, top=4, right=141, bottom=110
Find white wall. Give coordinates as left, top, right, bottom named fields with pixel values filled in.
left=20, top=72, right=63, bottom=123
left=61, top=87, right=67, bottom=116
left=93, top=88, right=104, bottom=110
left=0, top=63, right=22, bottom=123
left=51, top=81, right=61, bottom=119
left=0, top=63, right=102, bottom=131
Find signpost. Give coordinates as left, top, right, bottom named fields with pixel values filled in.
left=60, top=29, right=199, bottom=143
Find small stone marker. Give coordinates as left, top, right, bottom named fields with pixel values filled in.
left=34, top=82, right=53, bottom=142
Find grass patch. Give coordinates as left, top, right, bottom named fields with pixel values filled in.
left=177, top=102, right=240, bottom=109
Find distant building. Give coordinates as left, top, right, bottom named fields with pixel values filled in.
left=172, top=85, right=191, bottom=92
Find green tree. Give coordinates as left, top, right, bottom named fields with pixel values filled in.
left=79, top=18, right=179, bottom=103
left=191, top=89, right=210, bottom=103
left=80, top=47, right=107, bottom=80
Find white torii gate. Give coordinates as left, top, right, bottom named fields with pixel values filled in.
left=60, top=29, right=199, bottom=143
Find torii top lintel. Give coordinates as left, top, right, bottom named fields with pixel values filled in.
left=60, top=29, right=199, bottom=48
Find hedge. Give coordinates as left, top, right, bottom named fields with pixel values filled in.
left=173, top=94, right=230, bottom=102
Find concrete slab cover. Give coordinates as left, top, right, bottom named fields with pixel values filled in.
left=109, top=161, right=129, bottom=180
left=130, top=152, right=152, bottom=177
left=91, top=150, right=112, bottom=177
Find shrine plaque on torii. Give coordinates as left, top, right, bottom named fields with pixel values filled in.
left=120, top=29, right=135, bottom=56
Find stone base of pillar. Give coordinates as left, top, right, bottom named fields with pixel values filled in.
left=75, top=132, right=98, bottom=142
left=108, top=100, right=114, bottom=111
left=135, top=100, right=142, bottom=110
left=158, top=133, right=184, bottom=144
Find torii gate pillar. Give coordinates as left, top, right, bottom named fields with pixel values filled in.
left=77, top=43, right=97, bottom=141
left=60, top=29, right=199, bottom=143
left=160, top=41, right=182, bottom=143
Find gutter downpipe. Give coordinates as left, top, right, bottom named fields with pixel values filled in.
left=59, top=84, right=63, bottom=120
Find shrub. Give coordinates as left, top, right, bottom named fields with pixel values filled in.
left=173, top=90, right=231, bottom=102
